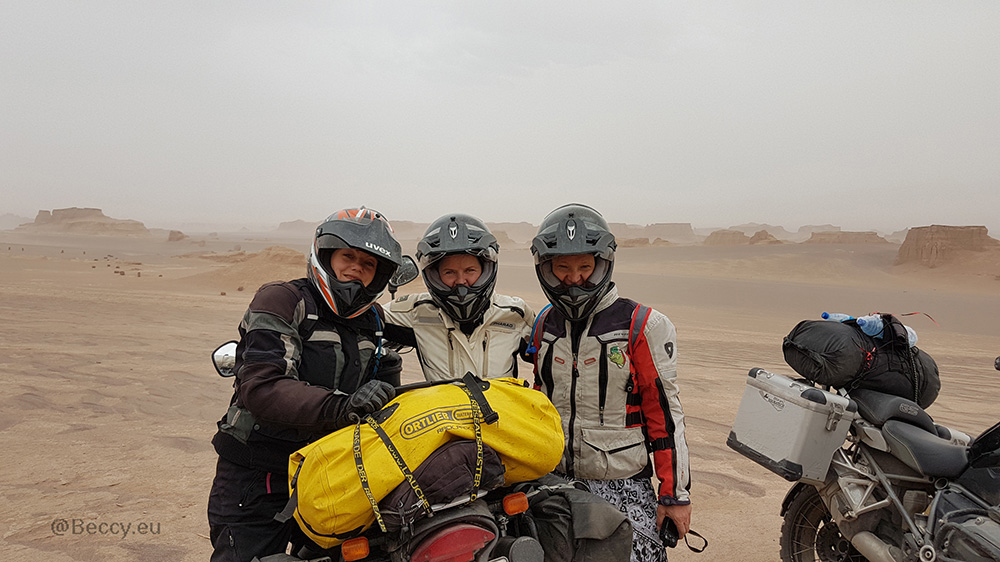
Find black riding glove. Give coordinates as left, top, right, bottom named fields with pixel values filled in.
left=338, top=380, right=396, bottom=426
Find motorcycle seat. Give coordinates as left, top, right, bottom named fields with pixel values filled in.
left=882, top=420, right=969, bottom=479
left=849, top=388, right=937, bottom=434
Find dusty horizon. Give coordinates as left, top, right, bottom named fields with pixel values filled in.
left=4, top=206, right=996, bottom=241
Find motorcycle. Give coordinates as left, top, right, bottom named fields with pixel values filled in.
left=213, top=344, right=552, bottom=562
left=210, top=257, right=549, bottom=562
left=729, top=357, right=1000, bottom=562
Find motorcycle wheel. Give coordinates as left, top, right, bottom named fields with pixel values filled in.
left=780, top=486, right=865, bottom=562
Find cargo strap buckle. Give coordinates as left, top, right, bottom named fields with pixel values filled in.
left=826, top=402, right=846, bottom=431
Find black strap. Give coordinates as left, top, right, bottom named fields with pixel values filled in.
left=684, top=529, right=708, bottom=553
left=459, top=384, right=486, bottom=502
left=274, top=461, right=303, bottom=523
left=353, top=420, right=388, bottom=532
left=461, top=372, right=499, bottom=424
left=598, top=343, right=608, bottom=425
left=367, top=416, right=432, bottom=520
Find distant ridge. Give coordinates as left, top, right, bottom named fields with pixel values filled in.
left=16, top=207, right=149, bottom=236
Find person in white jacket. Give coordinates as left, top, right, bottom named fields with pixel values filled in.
left=382, top=213, right=535, bottom=381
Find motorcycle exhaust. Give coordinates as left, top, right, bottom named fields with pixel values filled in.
left=851, top=531, right=902, bottom=562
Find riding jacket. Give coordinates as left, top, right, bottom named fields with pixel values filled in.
left=532, top=284, right=691, bottom=505
left=383, top=292, right=534, bottom=381
left=212, top=278, right=387, bottom=473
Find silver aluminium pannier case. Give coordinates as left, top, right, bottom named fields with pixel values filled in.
left=727, top=368, right=858, bottom=484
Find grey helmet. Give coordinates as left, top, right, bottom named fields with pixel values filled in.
left=416, top=214, right=499, bottom=324
left=307, top=207, right=402, bottom=319
left=531, top=204, right=616, bottom=321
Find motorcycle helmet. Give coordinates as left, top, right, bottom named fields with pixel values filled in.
left=416, top=214, right=499, bottom=324
left=531, top=203, right=616, bottom=321
left=307, top=207, right=402, bottom=319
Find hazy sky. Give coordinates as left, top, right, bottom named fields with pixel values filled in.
left=3, top=2, right=999, bottom=233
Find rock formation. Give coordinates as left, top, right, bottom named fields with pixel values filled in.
left=895, top=225, right=1000, bottom=267
left=793, top=224, right=841, bottom=242
left=749, top=230, right=783, bottom=245
left=17, top=208, right=149, bottom=236
left=804, top=231, right=889, bottom=244
left=167, top=230, right=189, bottom=242
left=618, top=237, right=651, bottom=248
left=703, top=229, right=751, bottom=245
left=0, top=213, right=31, bottom=230
left=610, top=222, right=698, bottom=245
left=885, top=229, right=910, bottom=245
left=731, top=223, right=794, bottom=240
left=492, top=230, right=521, bottom=250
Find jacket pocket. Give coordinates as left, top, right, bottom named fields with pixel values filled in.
left=577, top=426, right=649, bottom=480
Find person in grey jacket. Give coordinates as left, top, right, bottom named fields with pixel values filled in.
left=382, top=213, right=535, bottom=381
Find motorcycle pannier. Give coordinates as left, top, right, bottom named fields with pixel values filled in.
left=288, top=377, right=565, bottom=549
left=728, top=368, right=858, bottom=484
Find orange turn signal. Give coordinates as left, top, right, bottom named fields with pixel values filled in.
left=503, top=492, right=530, bottom=515
left=342, top=537, right=370, bottom=561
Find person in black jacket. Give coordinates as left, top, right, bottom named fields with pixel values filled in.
left=207, top=207, right=403, bottom=562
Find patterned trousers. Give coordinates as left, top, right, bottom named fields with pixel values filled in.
left=580, top=477, right=668, bottom=562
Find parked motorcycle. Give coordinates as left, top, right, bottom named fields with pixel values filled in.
left=728, top=359, right=1000, bottom=562
left=210, top=258, right=632, bottom=562
left=213, top=339, right=549, bottom=562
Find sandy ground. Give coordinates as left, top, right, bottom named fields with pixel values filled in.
left=1, top=231, right=998, bottom=562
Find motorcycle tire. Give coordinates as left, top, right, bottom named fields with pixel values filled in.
left=779, top=486, right=865, bottom=562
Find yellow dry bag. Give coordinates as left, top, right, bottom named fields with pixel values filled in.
left=288, top=376, right=563, bottom=549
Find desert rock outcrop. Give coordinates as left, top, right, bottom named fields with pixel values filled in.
left=17, top=207, right=149, bottom=236
left=704, top=229, right=751, bottom=245
left=804, top=231, right=888, bottom=244
left=895, top=225, right=1000, bottom=267
left=749, top=230, right=783, bottom=245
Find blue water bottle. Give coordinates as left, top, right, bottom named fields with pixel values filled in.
left=821, top=312, right=854, bottom=322
left=856, top=315, right=884, bottom=337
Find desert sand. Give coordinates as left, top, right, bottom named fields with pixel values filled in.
left=2, top=223, right=999, bottom=562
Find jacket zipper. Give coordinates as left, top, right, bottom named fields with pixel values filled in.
left=447, top=329, right=455, bottom=376
left=566, top=320, right=583, bottom=478
left=482, top=332, right=489, bottom=379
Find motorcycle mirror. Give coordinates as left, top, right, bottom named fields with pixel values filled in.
left=213, top=341, right=238, bottom=377
left=388, top=255, right=419, bottom=298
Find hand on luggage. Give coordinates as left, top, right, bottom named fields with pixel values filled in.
left=342, top=380, right=395, bottom=422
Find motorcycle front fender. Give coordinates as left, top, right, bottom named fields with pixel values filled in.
left=779, top=482, right=814, bottom=517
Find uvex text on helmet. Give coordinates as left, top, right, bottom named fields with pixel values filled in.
left=307, top=207, right=402, bottom=319
left=531, top=204, right=616, bottom=321
left=416, top=214, right=499, bottom=323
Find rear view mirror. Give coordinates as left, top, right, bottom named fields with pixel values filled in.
left=388, top=255, right=419, bottom=298
left=213, top=341, right=238, bottom=377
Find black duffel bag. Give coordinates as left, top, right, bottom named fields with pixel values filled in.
left=782, top=313, right=940, bottom=408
